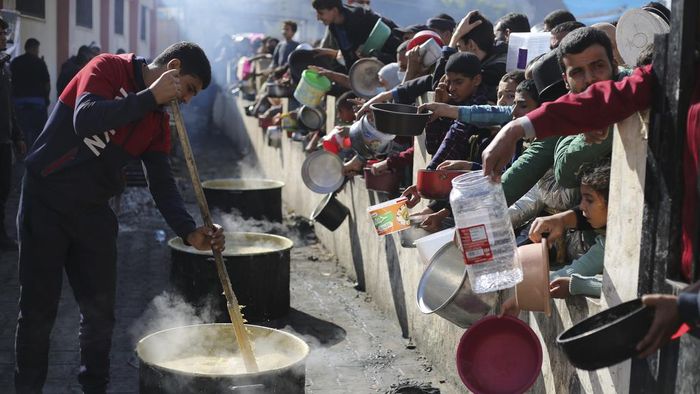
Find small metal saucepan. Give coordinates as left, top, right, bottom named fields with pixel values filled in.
left=298, top=106, right=325, bottom=131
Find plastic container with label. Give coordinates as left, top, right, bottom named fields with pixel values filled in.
left=450, top=172, right=522, bottom=293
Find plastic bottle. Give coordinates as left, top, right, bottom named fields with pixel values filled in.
left=450, top=172, right=522, bottom=293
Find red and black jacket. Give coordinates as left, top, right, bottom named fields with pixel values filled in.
left=25, top=53, right=196, bottom=239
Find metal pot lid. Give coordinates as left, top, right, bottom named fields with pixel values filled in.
left=349, top=58, right=385, bottom=98
left=298, top=106, right=325, bottom=130
left=202, top=178, right=285, bottom=191
left=168, top=232, right=293, bottom=256
left=301, top=150, right=345, bottom=194
left=616, top=8, right=669, bottom=67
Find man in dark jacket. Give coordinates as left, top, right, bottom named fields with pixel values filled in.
left=11, top=38, right=50, bottom=147
left=0, top=18, right=26, bottom=250
left=56, top=45, right=95, bottom=97
left=312, top=0, right=402, bottom=68
left=14, top=42, right=225, bottom=394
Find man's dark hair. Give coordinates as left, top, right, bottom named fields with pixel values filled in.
left=312, top=0, right=342, bottom=11
left=445, top=51, right=481, bottom=78
left=283, top=20, right=298, bottom=33
left=497, top=13, right=531, bottom=34
left=643, top=2, right=671, bottom=24
left=25, top=38, right=40, bottom=51
left=515, top=79, right=540, bottom=105
left=458, top=12, right=494, bottom=53
left=579, top=158, right=611, bottom=202
left=500, top=70, right=525, bottom=85
left=556, top=27, right=614, bottom=73
left=544, top=9, right=576, bottom=30
left=550, top=21, right=586, bottom=37
left=153, top=42, right=212, bottom=89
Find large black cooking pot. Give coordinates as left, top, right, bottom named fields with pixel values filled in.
left=556, top=298, right=654, bottom=370
left=370, top=103, right=432, bottom=136
left=202, top=179, right=284, bottom=222
left=137, top=324, right=309, bottom=394
left=310, top=193, right=349, bottom=231
left=169, top=232, right=294, bottom=323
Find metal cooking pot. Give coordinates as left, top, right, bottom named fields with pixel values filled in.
left=417, top=242, right=497, bottom=327
left=311, top=193, right=349, bottom=231
left=169, top=232, right=294, bottom=322
left=266, top=81, right=293, bottom=98
left=298, top=106, right=325, bottom=130
left=202, top=179, right=284, bottom=222
left=556, top=298, right=654, bottom=370
left=370, top=103, right=432, bottom=136
left=137, top=324, right=309, bottom=394
left=349, top=115, right=393, bottom=159
left=416, top=169, right=469, bottom=200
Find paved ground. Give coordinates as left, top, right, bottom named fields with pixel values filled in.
left=0, top=131, right=450, bottom=393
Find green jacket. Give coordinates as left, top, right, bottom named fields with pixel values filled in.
left=502, top=136, right=560, bottom=206
left=553, top=130, right=613, bottom=188
left=550, top=232, right=606, bottom=297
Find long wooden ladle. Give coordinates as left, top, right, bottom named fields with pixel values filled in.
left=170, top=101, right=259, bottom=373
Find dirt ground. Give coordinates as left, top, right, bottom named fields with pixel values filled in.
left=0, top=130, right=454, bottom=393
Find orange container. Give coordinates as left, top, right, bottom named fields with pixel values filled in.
left=367, top=197, right=411, bottom=236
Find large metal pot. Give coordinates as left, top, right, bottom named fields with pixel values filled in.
left=169, top=232, right=294, bottom=323
left=137, top=324, right=309, bottom=394
left=310, top=193, right=349, bottom=231
left=417, top=242, right=497, bottom=328
left=202, top=179, right=284, bottom=222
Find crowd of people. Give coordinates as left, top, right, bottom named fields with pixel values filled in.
left=0, top=0, right=698, bottom=392
left=245, top=0, right=699, bottom=368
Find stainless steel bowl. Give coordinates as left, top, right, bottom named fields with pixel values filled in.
left=417, top=242, right=497, bottom=328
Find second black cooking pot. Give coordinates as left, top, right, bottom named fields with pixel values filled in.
left=370, top=103, right=432, bottom=136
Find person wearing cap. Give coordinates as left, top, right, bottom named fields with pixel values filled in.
left=0, top=17, right=26, bottom=250
left=394, top=24, right=428, bottom=42
left=427, top=13, right=456, bottom=47
left=311, top=0, right=402, bottom=68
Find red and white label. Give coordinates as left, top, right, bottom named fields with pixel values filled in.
left=458, top=225, right=493, bottom=265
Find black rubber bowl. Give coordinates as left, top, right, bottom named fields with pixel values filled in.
left=370, top=103, right=432, bottom=136
left=556, top=298, right=654, bottom=370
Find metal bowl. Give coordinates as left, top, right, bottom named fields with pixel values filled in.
left=417, top=242, right=497, bottom=328
left=349, top=58, right=384, bottom=98
left=370, top=103, right=432, bottom=136
left=301, top=150, right=345, bottom=194
left=298, top=106, right=325, bottom=130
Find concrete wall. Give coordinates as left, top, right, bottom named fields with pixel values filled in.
left=221, top=92, right=699, bottom=393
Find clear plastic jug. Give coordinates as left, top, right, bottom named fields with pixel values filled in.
left=450, top=172, right=522, bottom=293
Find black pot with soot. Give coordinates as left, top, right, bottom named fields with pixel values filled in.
left=137, top=324, right=309, bottom=394
left=169, top=232, right=294, bottom=323
left=202, top=179, right=284, bottom=222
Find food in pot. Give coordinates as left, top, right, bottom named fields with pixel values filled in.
left=159, top=352, right=296, bottom=375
